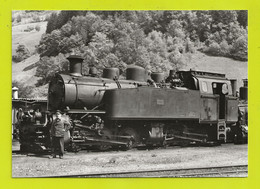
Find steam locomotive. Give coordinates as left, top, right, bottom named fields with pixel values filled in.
left=18, top=55, right=248, bottom=152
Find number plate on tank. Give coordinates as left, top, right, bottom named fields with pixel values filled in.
left=157, top=99, right=164, bottom=105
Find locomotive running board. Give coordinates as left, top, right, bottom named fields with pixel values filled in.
left=66, top=110, right=106, bottom=114
left=172, top=135, right=205, bottom=143
left=183, top=132, right=208, bottom=138
left=71, top=138, right=129, bottom=145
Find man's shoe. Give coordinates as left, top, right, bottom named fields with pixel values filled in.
left=59, top=156, right=63, bottom=159
left=49, top=155, right=56, bottom=159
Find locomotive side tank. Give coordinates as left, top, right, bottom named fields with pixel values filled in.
left=104, top=87, right=201, bottom=120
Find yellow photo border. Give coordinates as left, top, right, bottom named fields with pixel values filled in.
left=1, top=0, right=259, bottom=188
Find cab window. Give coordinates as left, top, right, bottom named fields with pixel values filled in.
left=201, top=81, right=208, bottom=92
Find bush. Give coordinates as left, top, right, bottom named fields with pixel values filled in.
left=230, top=35, right=248, bottom=61
left=12, top=54, right=24, bottom=62
left=219, top=40, right=231, bottom=56
left=12, top=44, right=30, bottom=62
left=32, top=15, right=41, bottom=23
left=24, top=25, right=35, bottom=32
left=205, top=42, right=221, bottom=56
left=35, top=25, right=41, bottom=32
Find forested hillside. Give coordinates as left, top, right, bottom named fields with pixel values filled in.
left=12, top=10, right=247, bottom=98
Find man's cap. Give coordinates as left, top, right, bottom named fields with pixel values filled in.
left=55, top=110, right=62, bottom=114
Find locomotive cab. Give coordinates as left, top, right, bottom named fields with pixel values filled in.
left=177, top=70, right=238, bottom=142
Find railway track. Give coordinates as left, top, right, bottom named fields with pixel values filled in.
left=53, top=165, right=248, bottom=178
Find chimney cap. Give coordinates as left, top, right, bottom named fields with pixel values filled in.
left=12, top=87, right=18, bottom=91
left=67, top=55, right=84, bottom=61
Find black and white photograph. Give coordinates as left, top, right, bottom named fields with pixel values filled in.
left=11, top=10, right=248, bottom=178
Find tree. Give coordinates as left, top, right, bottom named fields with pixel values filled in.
left=35, top=55, right=69, bottom=86
left=210, top=11, right=238, bottom=26
left=134, top=46, right=150, bottom=68
left=46, top=12, right=58, bottom=33
left=37, top=29, right=84, bottom=57
left=36, top=10, right=247, bottom=81
left=237, top=10, right=247, bottom=28
left=167, top=20, right=185, bottom=39
left=83, top=32, right=116, bottom=72
left=193, top=11, right=212, bottom=42
left=226, top=22, right=247, bottom=44
left=46, top=11, right=88, bottom=34
left=71, top=13, right=103, bottom=44
left=230, top=35, right=248, bottom=61
left=12, top=44, right=30, bottom=62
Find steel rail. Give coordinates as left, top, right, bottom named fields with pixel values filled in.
left=49, top=164, right=248, bottom=178
left=140, top=169, right=248, bottom=178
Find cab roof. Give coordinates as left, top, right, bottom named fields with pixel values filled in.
left=177, top=70, right=226, bottom=80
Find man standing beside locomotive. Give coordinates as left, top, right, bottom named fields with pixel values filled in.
left=49, top=110, right=71, bottom=159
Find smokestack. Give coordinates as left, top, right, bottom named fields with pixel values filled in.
left=12, top=87, right=18, bottom=99
left=67, top=55, right=84, bottom=77
left=230, top=79, right=237, bottom=96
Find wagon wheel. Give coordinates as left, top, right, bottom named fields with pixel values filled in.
left=97, top=128, right=112, bottom=151
left=119, top=127, right=140, bottom=150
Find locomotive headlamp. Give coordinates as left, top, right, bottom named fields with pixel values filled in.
left=222, top=83, right=229, bottom=95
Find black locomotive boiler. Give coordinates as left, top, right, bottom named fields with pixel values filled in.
left=46, top=55, right=242, bottom=151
